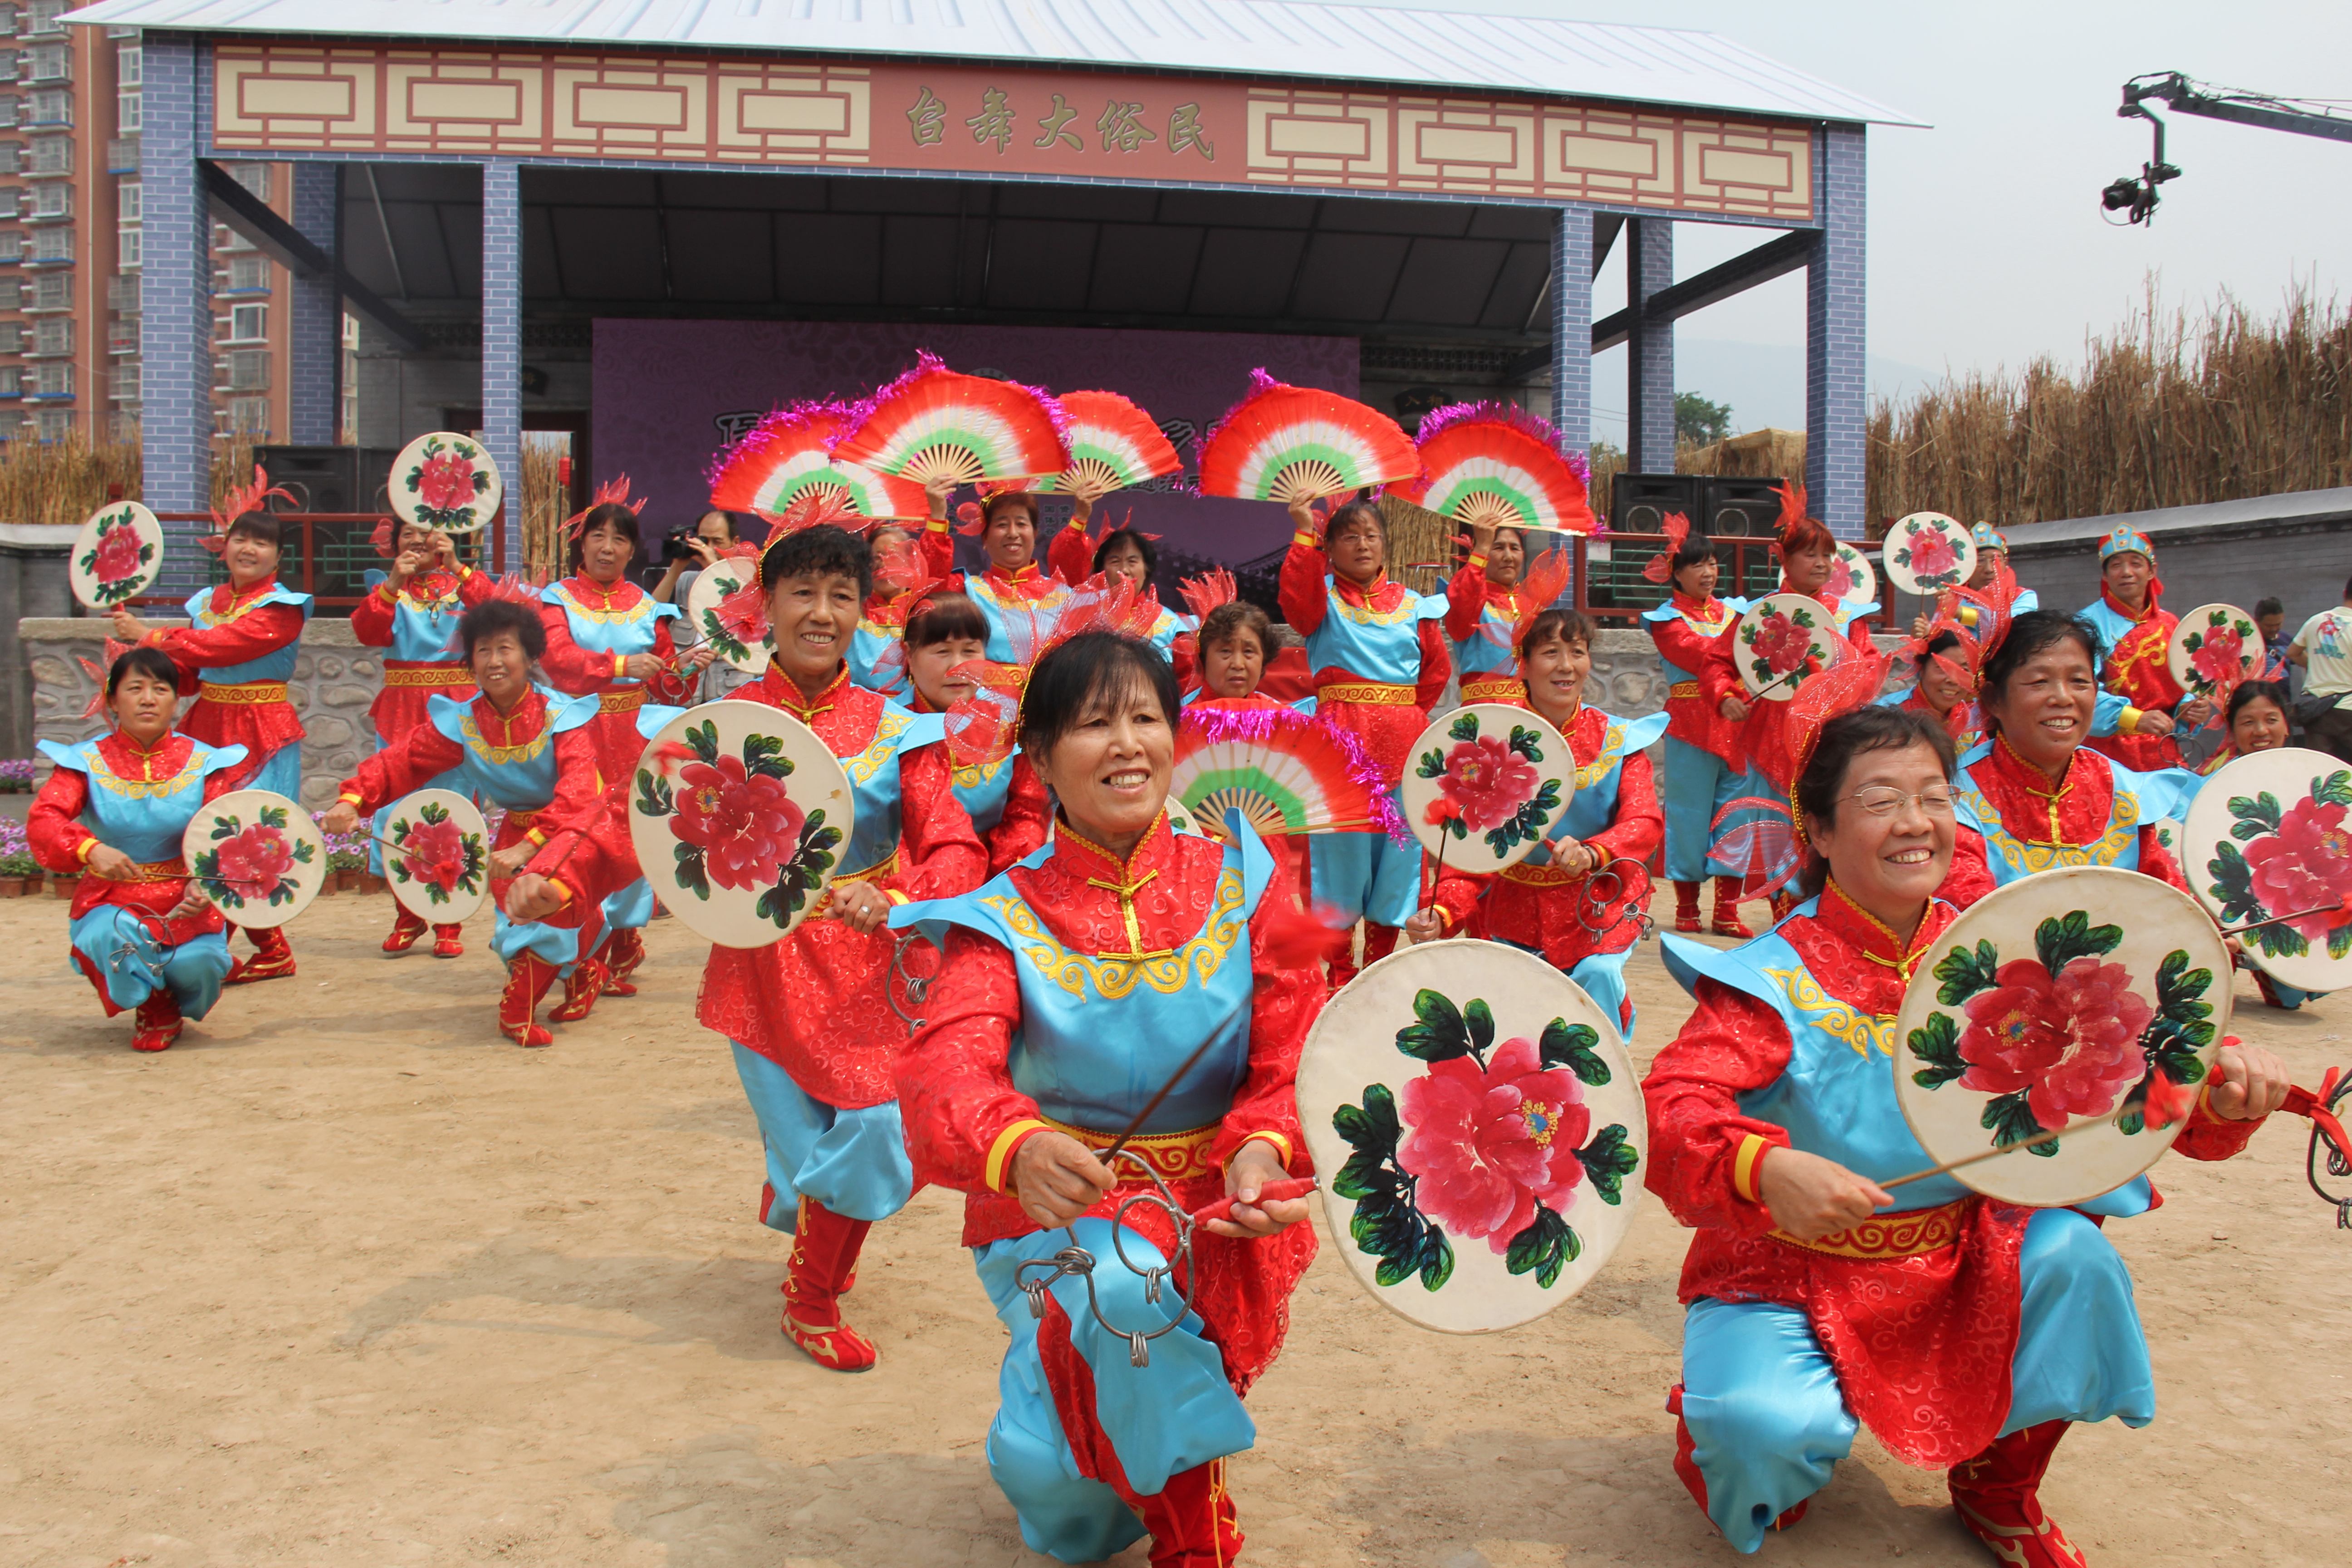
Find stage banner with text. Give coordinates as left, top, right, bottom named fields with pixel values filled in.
left=591, top=320, right=1357, bottom=568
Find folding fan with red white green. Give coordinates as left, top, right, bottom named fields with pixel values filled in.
left=1390, top=402, right=1595, bottom=535
left=1033, top=390, right=1184, bottom=500
left=828, top=352, right=1070, bottom=489
left=1171, top=705, right=1404, bottom=840
left=706, top=402, right=927, bottom=522
left=1195, top=371, right=1420, bottom=505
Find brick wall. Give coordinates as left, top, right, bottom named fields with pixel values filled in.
left=1806, top=125, right=1867, bottom=539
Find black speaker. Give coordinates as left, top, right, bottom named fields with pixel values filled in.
left=1609, top=472, right=1704, bottom=535
left=1705, top=475, right=1791, bottom=538
left=253, top=445, right=403, bottom=514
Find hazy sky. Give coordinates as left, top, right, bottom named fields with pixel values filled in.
left=1348, top=0, right=2352, bottom=435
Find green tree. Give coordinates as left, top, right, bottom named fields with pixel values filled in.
left=1676, top=392, right=1732, bottom=446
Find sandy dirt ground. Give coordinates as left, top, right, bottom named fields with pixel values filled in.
left=2, top=884, right=2347, bottom=1568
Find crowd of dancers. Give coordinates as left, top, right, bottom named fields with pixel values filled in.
left=25, top=470, right=2298, bottom=1567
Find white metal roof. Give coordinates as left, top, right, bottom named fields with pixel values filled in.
left=63, top=1, right=1921, bottom=127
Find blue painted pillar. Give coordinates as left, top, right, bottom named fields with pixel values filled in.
left=1548, top=206, right=1592, bottom=452
left=1626, top=218, right=1676, bottom=475
left=1806, top=125, right=1867, bottom=539
left=481, top=159, right=523, bottom=573
left=287, top=163, right=341, bottom=445
left=137, top=34, right=210, bottom=512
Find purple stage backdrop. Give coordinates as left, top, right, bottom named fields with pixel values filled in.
left=591, top=320, right=1358, bottom=568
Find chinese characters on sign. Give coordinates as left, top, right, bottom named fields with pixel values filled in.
left=909, top=82, right=1216, bottom=162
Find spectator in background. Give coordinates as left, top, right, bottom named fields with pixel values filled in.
left=2287, top=577, right=2352, bottom=761
left=657, top=509, right=760, bottom=700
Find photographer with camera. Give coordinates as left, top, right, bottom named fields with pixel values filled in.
left=651, top=507, right=744, bottom=605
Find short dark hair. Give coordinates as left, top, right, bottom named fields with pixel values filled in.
left=1198, top=600, right=1272, bottom=659
left=568, top=502, right=638, bottom=572
left=696, top=509, right=740, bottom=543
left=1793, top=705, right=1958, bottom=898
left=1978, top=609, right=2100, bottom=735
left=1020, top=631, right=1181, bottom=763
left=2227, top=679, right=2292, bottom=728
left=225, top=511, right=282, bottom=551
left=107, top=644, right=182, bottom=696
left=1324, top=500, right=1387, bottom=554
left=1091, top=527, right=1158, bottom=585
left=759, top=523, right=873, bottom=603
left=1517, top=606, right=1597, bottom=663
left=460, top=598, right=546, bottom=662
left=1916, top=627, right=1966, bottom=671
left=2254, top=597, right=2283, bottom=619
left=1668, top=530, right=1719, bottom=580
left=903, top=589, right=988, bottom=651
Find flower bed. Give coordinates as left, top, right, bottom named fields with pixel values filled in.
left=0, top=759, right=34, bottom=794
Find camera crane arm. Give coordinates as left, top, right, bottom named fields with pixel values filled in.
left=2105, top=71, right=2352, bottom=223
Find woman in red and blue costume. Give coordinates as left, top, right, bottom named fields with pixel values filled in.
left=899, top=586, right=1052, bottom=875
left=1939, top=610, right=2208, bottom=911
left=1052, top=519, right=1197, bottom=680
left=538, top=487, right=707, bottom=1000
left=1278, top=495, right=1450, bottom=984
left=30, top=647, right=249, bottom=1052
left=324, top=597, right=622, bottom=1047
left=847, top=522, right=926, bottom=699
left=353, top=517, right=493, bottom=958
left=916, top=476, right=1078, bottom=665
left=1645, top=701, right=2288, bottom=1564
left=1441, top=515, right=1539, bottom=708
left=110, top=479, right=312, bottom=986
left=2078, top=525, right=2203, bottom=772
left=696, top=520, right=985, bottom=1374
left=1642, top=514, right=1763, bottom=936
left=892, top=629, right=1323, bottom=1568
left=1414, top=604, right=1666, bottom=1041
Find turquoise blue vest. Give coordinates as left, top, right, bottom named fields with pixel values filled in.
left=833, top=703, right=947, bottom=876
left=1302, top=576, right=1446, bottom=685
left=950, top=752, right=1020, bottom=834
left=1528, top=710, right=1669, bottom=862
left=1142, top=603, right=1191, bottom=662
left=896, top=816, right=1274, bottom=1135
left=426, top=687, right=601, bottom=811
left=1442, top=575, right=1521, bottom=682
left=539, top=580, right=679, bottom=689
left=1662, top=913, right=2150, bottom=1216
left=180, top=582, right=313, bottom=685
left=849, top=616, right=911, bottom=699
left=2078, top=598, right=2137, bottom=665
left=36, top=736, right=249, bottom=861
left=362, top=570, right=466, bottom=662
left=965, top=572, right=1074, bottom=665
left=1641, top=596, right=1750, bottom=684
left=1951, top=741, right=2204, bottom=887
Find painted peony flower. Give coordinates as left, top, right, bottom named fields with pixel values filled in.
left=1906, top=524, right=1959, bottom=581
left=418, top=450, right=478, bottom=512
left=216, top=825, right=298, bottom=899
left=1826, top=556, right=1857, bottom=600
left=1438, top=734, right=1539, bottom=833
left=1397, top=1035, right=1590, bottom=1252
left=2241, top=795, right=2352, bottom=941
left=1956, top=956, right=2155, bottom=1128
left=2190, top=626, right=2245, bottom=690
left=672, top=754, right=804, bottom=891
left=1749, top=611, right=1813, bottom=676
left=93, top=519, right=145, bottom=583
left=400, top=816, right=467, bottom=893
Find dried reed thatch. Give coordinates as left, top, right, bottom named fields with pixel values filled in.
left=1375, top=493, right=1452, bottom=594
left=519, top=438, right=569, bottom=577
left=1680, top=427, right=1807, bottom=480
left=1868, top=281, right=2352, bottom=525
left=0, top=432, right=279, bottom=527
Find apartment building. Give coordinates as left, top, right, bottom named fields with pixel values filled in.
left=0, top=7, right=322, bottom=443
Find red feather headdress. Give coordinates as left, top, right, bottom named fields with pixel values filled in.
left=1509, top=549, right=1578, bottom=659
left=203, top=466, right=294, bottom=555
left=1177, top=568, right=1238, bottom=620
left=1773, top=480, right=1808, bottom=543
left=1642, top=511, right=1695, bottom=584
left=76, top=638, right=135, bottom=720
left=711, top=489, right=865, bottom=645
left=560, top=476, right=645, bottom=542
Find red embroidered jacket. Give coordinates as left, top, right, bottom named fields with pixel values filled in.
left=142, top=578, right=306, bottom=784
left=2087, top=589, right=2187, bottom=772
left=1647, top=594, right=1743, bottom=753
left=1277, top=538, right=1450, bottom=782
left=697, top=665, right=985, bottom=1107
left=29, top=732, right=238, bottom=942
left=1441, top=563, right=1531, bottom=705
left=1939, top=738, right=2187, bottom=910
left=348, top=566, right=494, bottom=739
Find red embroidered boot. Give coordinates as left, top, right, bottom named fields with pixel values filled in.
left=548, top=953, right=609, bottom=1024
left=381, top=907, right=429, bottom=954
left=782, top=1196, right=877, bottom=1372
left=602, top=926, right=646, bottom=994
left=431, top=923, right=466, bottom=959
left=1674, top=880, right=1704, bottom=933
left=1137, top=1457, right=1245, bottom=1567
left=225, top=925, right=297, bottom=985
left=499, top=952, right=561, bottom=1048
left=131, top=991, right=183, bottom=1053
left=1948, top=1419, right=2087, bottom=1568
left=1709, top=877, right=1753, bottom=939
left=1362, top=922, right=1401, bottom=968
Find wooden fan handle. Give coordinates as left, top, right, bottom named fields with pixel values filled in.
left=1063, top=457, right=1122, bottom=501
left=1269, top=460, right=1348, bottom=506
left=901, top=445, right=985, bottom=489
left=1455, top=492, right=1531, bottom=532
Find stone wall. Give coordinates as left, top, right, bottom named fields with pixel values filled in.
left=20, top=617, right=380, bottom=810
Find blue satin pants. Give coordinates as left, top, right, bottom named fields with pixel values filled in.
left=69, top=907, right=231, bottom=1019
left=728, top=1042, right=912, bottom=1230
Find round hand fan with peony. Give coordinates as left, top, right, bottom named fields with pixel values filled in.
left=1388, top=403, right=1594, bottom=535
left=71, top=500, right=164, bottom=609
left=1399, top=703, right=1575, bottom=872
left=181, top=789, right=324, bottom=929
left=1882, top=511, right=1975, bottom=598
left=2182, top=746, right=2352, bottom=995
left=706, top=401, right=926, bottom=522
left=390, top=431, right=502, bottom=535
left=1170, top=704, right=1403, bottom=840
left=1033, top=390, right=1183, bottom=500
left=1196, top=371, right=1420, bottom=505
left=828, top=352, right=1070, bottom=489
left=2166, top=602, right=2262, bottom=700
left=384, top=788, right=493, bottom=926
